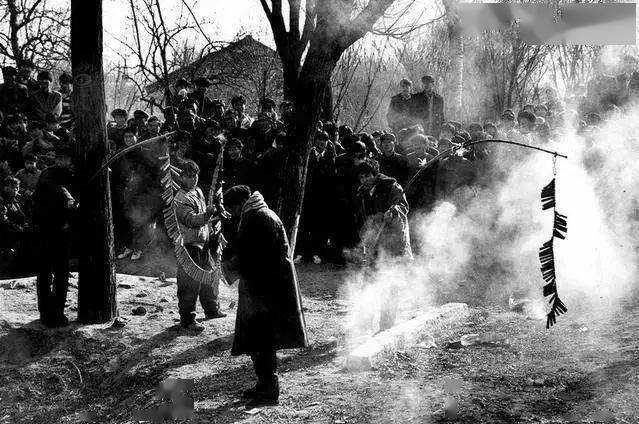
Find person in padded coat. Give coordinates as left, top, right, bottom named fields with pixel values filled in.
left=223, top=185, right=308, bottom=408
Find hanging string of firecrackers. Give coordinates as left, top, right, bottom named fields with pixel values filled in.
left=158, top=150, right=218, bottom=287
left=540, top=155, right=568, bottom=328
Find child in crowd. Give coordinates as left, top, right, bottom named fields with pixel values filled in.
left=173, top=159, right=226, bottom=331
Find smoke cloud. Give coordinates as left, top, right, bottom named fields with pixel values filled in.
left=343, top=102, right=639, bottom=346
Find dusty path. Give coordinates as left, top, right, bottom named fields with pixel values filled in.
left=0, top=265, right=638, bottom=423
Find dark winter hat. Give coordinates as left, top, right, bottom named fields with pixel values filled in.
left=37, top=71, right=53, bottom=82
left=356, top=160, right=379, bottom=176
left=260, top=97, right=275, bottom=109
left=348, top=140, right=367, bottom=155
left=123, top=125, right=138, bottom=135
left=133, top=109, right=149, bottom=119
left=501, top=109, right=516, bottom=121
left=224, top=185, right=252, bottom=207
left=231, top=95, right=246, bottom=105
left=380, top=133, right=396, bottom=143
left=111, top=108, right=128, bottom=118
left=517, top=110, right=536, bottom=123
left=193, top=77, right=212, bottom=87
left=175, top=78, right=191, bottom=88
left=147, top=115, right=160, bottom=124
left=226, top=137, right=244, bottom=149
left=58, top=72, right=72, bottom=84
left=422, top=75, right=435, bottom=84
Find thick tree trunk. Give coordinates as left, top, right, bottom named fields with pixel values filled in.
left=278, top=50, right=339, bottom=252
left=72, top=0, right=118, bottom=323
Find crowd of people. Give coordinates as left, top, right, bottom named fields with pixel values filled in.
left=2, top=62, right=639, bottom=272
left=2, top=59, right=638, bottom=406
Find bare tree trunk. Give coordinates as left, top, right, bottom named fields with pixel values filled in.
left=278, top=51, right=339, bottom=251
left=72, top=0, right=118, bottom=323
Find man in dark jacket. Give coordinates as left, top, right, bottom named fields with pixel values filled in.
left=387, top=78, right=416, bottom=133
left=377, top=133, right=409, bottom=187
left=411, top=75, right=445, bottom=136
left=32, top=149, right=77, bottom=327
left=356, top=161, right=412, bottom=330
left=223, top=185, right=308, bottom=407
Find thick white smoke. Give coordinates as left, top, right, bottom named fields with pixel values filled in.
left=343, top=104, right=639, bottom=346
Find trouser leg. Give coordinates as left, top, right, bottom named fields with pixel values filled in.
left=177, top=265, right=198, bottom=325
left=36, top=262, right=53, bottom=322
left=52, top=247, right=70, bottom=318
left=250, top=349, right=278, bottom=390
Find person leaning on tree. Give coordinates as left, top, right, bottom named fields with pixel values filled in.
left=32, top=147, right=78, bottom=328
left=222, top=185, right=308, bottom=408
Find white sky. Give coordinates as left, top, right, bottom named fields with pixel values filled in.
left=101, top=0, right=273, bottom=60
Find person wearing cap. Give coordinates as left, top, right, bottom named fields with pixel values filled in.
left=387, top=78, right=416, bottom=134
left=189, top=77, right=216, bottom=119
left=140, top=115, right=162, bottom=140
left=356, top=158, right=412, bottom=262
left=0, top=66, right=28, bottom=115
left=297, top=130, right=336, bottom=264
left=58, top=72, right=74, bottom=129
left=516, top=110, right=536, bottom=144
left=435, top=133, right=476, bottom=204
left=26, top=71, right=62, bottom=123
left=210, top=99, right=225, bottom=122
left=17, top=59, right=39, bottom=95
left=22, top=121, right=56, bottom=157
left=222, top=184, right=308, bottom=407
left=108, top=108, right=129, bottom=148
left=411, top=75, right=445, bottom=136
left=32, top=147, right=78, bottom=327
left=377, top=133, right=409, bottom=188
left=438, top=122, right=456, bottom=151
left=226, top=95, right=253, bottom=131
left=499, top=109, right=518, bottom=141
left=132, top=109, right=149, bottom=133
left=190, top=120, right=224, bottom=196
left=250, top=97, right=280, bottom=157
left=222, top=137, right=255, bottom=192
left=330, top=140, right=368, bottom=264
left=0, top=176, right=29, bottom=276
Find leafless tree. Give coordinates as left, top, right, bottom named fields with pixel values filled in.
left=257, top=0, right=434, bottom=249
left=0, top=0, right=70, bottom=69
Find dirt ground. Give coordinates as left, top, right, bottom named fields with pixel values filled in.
left=1, top=262, right=638, bottom=424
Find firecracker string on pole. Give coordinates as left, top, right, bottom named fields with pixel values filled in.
left=406, top=139, right=569, bottom=328
left=540, top=154, right=568, bottom=328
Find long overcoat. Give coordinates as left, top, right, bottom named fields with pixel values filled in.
left=231, top=192, right=308, bottom=355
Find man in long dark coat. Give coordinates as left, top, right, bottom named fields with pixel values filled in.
left=411, top=75, right=445, bottom=136
left=223, top=185, right=308, bottom=407
left=32, top=148, right=77, bottom=327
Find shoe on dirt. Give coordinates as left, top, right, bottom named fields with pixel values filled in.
left=204, top=311, right=227, bottom=320
left=312, top=255, right=322, bottom=264
left=130, top=250, right=143, bottom=261
left=181, top=322, right=205, bottom=332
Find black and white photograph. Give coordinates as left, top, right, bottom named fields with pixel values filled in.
left=0, top=0, right=638, bottom=422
